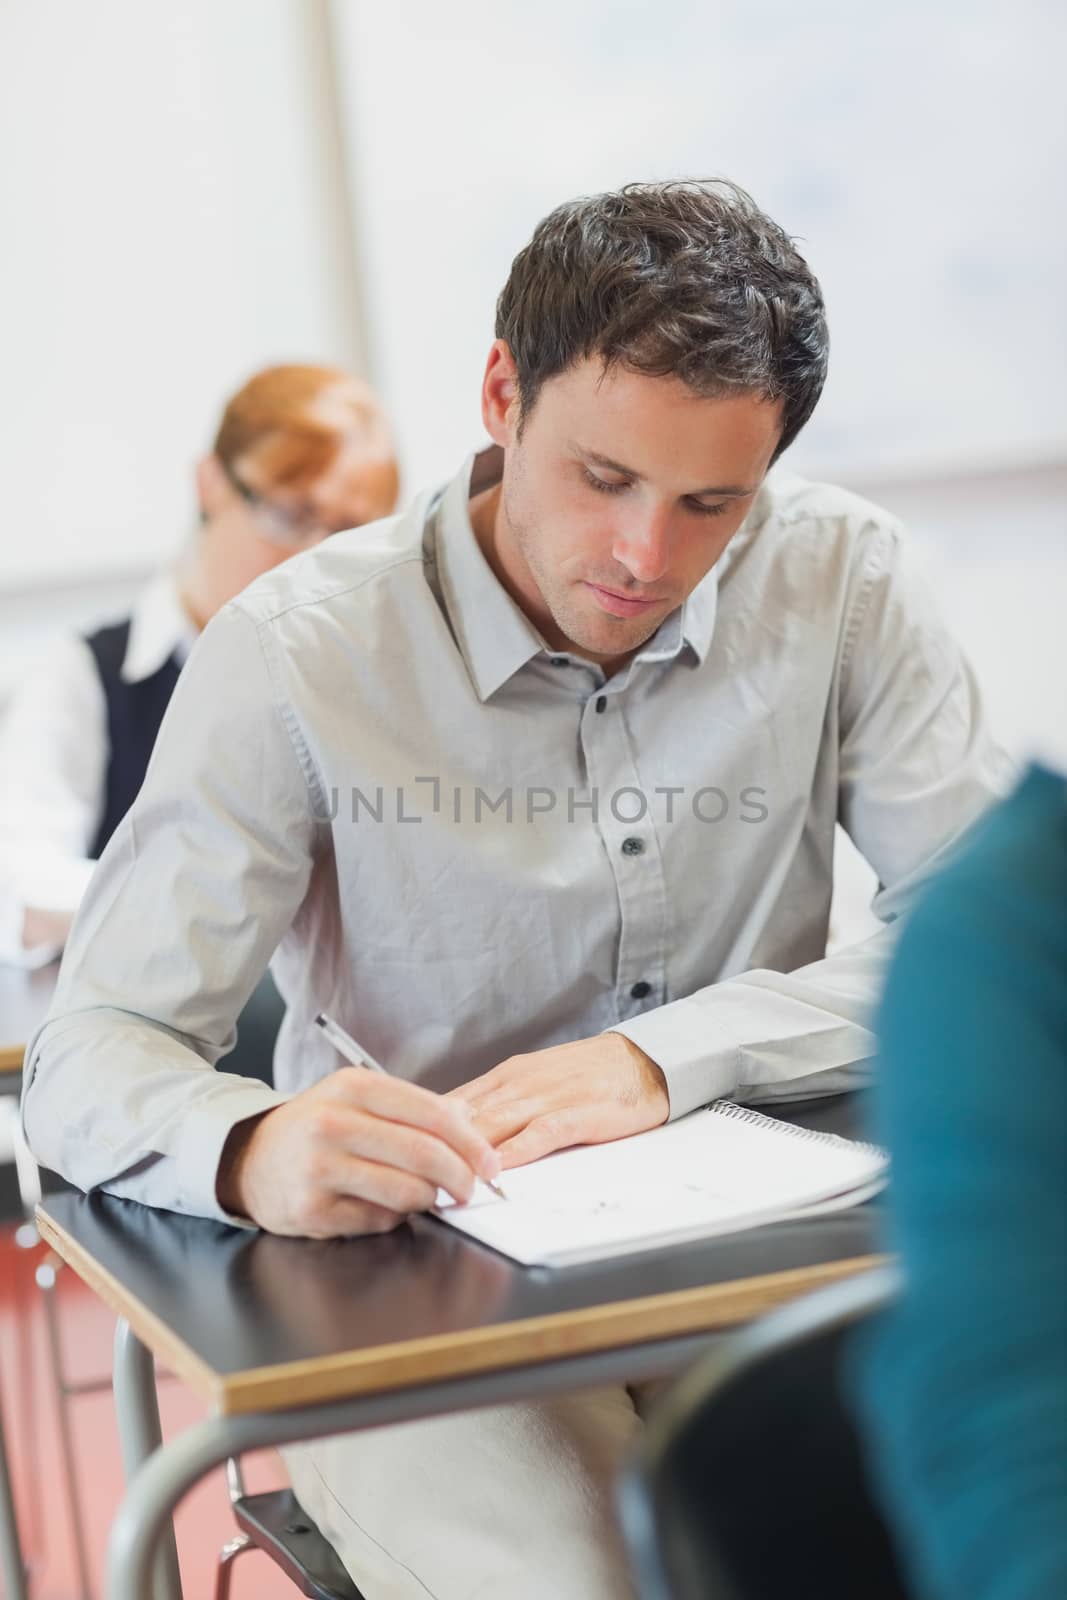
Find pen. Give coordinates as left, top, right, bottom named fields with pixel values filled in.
left=314, top=1011, right=507, bottom=1201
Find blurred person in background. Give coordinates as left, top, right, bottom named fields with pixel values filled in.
left=0, top=363, right=399, bottom=966
left=852, top=763, right=1067, bottom=1600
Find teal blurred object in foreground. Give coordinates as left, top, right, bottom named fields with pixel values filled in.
left=853, top=765, right=1067, bottom=1600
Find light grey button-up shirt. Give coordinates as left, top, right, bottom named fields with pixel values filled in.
left=22, top=448, right=1003, bottom=1222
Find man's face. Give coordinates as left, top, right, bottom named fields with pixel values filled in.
left=485, top=352, right=782, bottom=667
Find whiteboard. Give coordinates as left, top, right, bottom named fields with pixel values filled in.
left=330, top=0, right=1067, bottom=488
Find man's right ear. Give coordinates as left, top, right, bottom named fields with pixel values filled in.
left=480, top=340, right=522, bottom=448
left=195, top=454, right=232, bottom=521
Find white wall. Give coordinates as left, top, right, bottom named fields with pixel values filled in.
left=860, top=465, right=1067, bottom=772
left=827, top=461, right=1067, bottom=947
left=0, top=0, right=366, bottom=591
left=329, top=0, right=1067, bottom=490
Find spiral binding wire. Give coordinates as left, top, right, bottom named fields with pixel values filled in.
left=708, top=1099, right=887, bottom=1162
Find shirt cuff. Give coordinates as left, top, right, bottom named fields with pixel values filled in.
left=609, top=998, right=743, bottom=1120
left=170, top=1076, right=290, bottom=1225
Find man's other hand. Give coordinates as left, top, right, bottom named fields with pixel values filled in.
left=216, top=1069, right=502, bottom=1238
left=449, top=1033, right=669, bottom=1169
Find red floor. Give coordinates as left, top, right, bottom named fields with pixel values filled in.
left=0, top=1222, right=299, bottom=1599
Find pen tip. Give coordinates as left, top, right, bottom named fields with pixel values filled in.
left=314, top=1013, right=326, bottom=1027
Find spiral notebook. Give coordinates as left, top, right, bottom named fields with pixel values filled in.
left=435, top=1102, right=887, bottom=1267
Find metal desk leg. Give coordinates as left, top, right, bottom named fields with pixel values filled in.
left=112, top=1320, right=183, bottom=1600
left=109, top=1400, right=435, bottom=1600
left=0, top=1393, right=28, bottom=1600
left=107, top=1414, right=285, bottom=1600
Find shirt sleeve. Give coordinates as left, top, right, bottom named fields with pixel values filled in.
left=612, top=522, right=1008, bottom=1117
left=852, top=767, right=1067, bottom=1600
left=0, top=635, right=108, bottom=967
left=20, top=602, right=321, bottom=1221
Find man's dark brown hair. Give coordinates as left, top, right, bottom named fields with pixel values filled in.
left=496, top=179, right=828, bottom=460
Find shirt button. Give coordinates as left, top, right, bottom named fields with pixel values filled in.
left=621, top=836, right=645, bottom=857
left=630, top=980, right=652, bottom=1000
left=551, top=656, right=567, bottom=667
left=595, top=695, right=607, bottom=713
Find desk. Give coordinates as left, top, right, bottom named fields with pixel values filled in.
left=0, top=962, right=58, bottom=1082
left=37, top=1093, right=884, bottom=1600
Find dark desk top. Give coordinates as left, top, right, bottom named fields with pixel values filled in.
left=0, top=961, right=58, bottom=1079
left=37, top=1094, right=885, bottom=1416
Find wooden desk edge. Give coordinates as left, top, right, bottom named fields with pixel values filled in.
left=0, top=1045, right=25, bottom=1074
left=36, top=1205, right=884, bottom=1417
left=221, top=1252, right=885, bottom=1415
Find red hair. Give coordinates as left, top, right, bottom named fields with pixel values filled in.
left=212, top=365, right=386, bottom=493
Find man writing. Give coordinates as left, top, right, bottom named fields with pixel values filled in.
left=23, top=181, right=1002, bottom=1596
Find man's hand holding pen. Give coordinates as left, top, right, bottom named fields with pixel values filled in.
left=216, top=1069, right=502, bottom=1239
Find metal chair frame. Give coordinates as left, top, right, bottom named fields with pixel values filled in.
left=213, top=1455, right=364, bottom=1600
left=619, top=1266, right=903, bottom=1600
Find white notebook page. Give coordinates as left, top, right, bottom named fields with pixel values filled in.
left=437, top=1102, right=886, bottom=1267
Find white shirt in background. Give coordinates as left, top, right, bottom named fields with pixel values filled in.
left=0, top=573, right=195, bottom=966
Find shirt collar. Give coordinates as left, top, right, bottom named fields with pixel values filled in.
left=121, top=572, right=198, bottom=684
left=677, top=571, right=717, bottom=665
left=432, top=445, right=719, bottom=701
left=433, top=448, right=545, bottom=703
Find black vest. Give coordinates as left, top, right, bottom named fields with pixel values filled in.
left=84, top=620, right=182, bottom=860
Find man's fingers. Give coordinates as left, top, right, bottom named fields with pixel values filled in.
left=467, top=1096, right=543, bottom=1148
left=447, top=1076, right=499, bottom=1108
left=327, top=1069, right=501, bottom=1182
left=446, top=1058, right=523, bottom=1107
left=486, top=1106, right=588, bottom=1167
left=495, top=1121, right=569, bottom=1170
left=447, top=1080, right=479, bottom=1103
left=316, top=1196, right=406, bottom=1238
left=321, top=1150, right=442, bottom=1217
left=469, top=1091, right=583, bottom=1146
left=317, top=1107, right=490, bottom=1204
